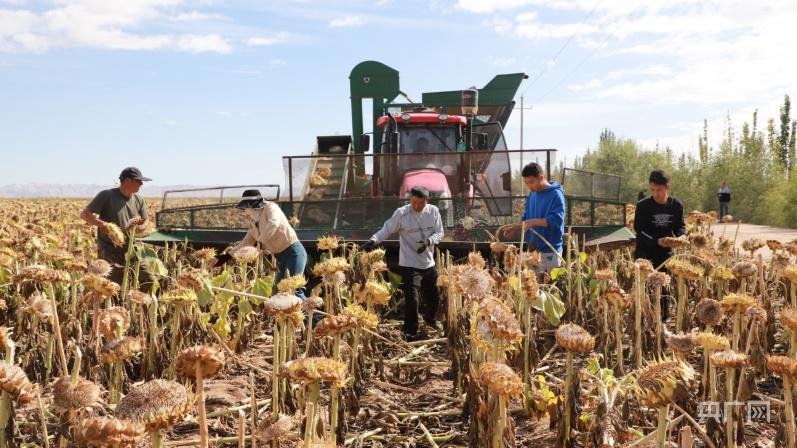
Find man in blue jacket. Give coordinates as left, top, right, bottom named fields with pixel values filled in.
left=520, top=162, right=566, bottom=273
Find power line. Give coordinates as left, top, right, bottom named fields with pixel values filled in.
left=534, top=5, right=643, bottom=103
left=519, top=0, right=603, bottom=97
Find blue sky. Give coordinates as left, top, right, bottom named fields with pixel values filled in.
left=2, top=0, right=796, bottom=187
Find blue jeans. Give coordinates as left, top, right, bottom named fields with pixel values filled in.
left=274, top=241, right=307, bottom=299
left=719, top=202, right=729, bottom=220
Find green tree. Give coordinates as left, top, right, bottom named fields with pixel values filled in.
left=780, top=95, right=792, bottom=170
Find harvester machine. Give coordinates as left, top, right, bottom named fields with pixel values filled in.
left=147, top=61, right=634, bottom=257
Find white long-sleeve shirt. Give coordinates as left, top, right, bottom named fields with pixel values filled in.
left=370, top=204, right=444, bottom=269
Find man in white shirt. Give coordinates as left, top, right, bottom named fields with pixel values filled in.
left=360, top=186, right=444, bottom=341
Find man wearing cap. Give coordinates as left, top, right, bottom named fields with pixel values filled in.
left=80, top=167, right=152, bottom=289
left=360, top=186, right=444, bottom=341
left=223, top=189, right=307, bottom=298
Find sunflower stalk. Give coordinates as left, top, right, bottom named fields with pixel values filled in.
left=784, top=376, right=796, bottom=448
left=675, top=275, right=687, bottom=333
left=634, top=264, right=643, bottom=369
left=304, top=383, right=320, bottom=448
left=46, top=283, right=69, bottom=376
left=655, top=405, right=669, bottom=448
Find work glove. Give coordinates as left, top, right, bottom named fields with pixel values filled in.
left=416, top=239, right=431, bottom=254
left=360, top=240, right=377, bottom=251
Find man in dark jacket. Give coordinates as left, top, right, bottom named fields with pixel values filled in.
left=634, top=169, right=686, bottom=269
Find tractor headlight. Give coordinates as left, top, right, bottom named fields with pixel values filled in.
left=400, top=113, right=411, bottom=122
left=438, top=113, right=449, bottom=122
left=437, top=190, right=450, bottom=209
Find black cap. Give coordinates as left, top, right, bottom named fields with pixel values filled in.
left=119, top=167, right=152, bottom=182
left=236, top=189, right=266, bottom=209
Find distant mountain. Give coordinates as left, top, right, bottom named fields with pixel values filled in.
left=0, top=183, right=204, bottom=198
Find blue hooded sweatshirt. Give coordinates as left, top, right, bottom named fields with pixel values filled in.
left=522, top=181, right=565, bottom=254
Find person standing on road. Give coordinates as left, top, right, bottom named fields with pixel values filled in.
left=222, top=189, right=307, bottom=298
left=360, top=186, right=444, bottom=341
left=80, top=167, right=153, bottom=290
left=717, top=180, right=731, bottom=222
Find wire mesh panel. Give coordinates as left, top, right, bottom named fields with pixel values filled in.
left=160, top=185, right=279, bottom=210
left=561, top=168, right=621, bottom=201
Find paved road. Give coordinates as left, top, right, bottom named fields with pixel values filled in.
left=721, top=222, right=797, bottom=260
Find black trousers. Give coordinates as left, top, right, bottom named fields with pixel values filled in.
left=400, top=265, right=441, bottom=335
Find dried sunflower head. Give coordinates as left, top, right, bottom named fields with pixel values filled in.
left=258, top=414, right=297, bottom=443
left=231, top=246, right=260, bottom=265
left=264, top=293, right=302, bottom=316
left=126, top=290, right=155, bottom=305
left=732, top=261, right=757, bottom=279
left=719, top=293, right=756, bottom=314
left=284, top=357, right=348, bottom=388
left=468, top=251, right=486, bottom=269
left=277, top=274, right=307, bottom=294
left=666, top=259, right=704, bottom=281
left=115, top=379, right=191, bottom=432
left=634, top=258, right=654, bottom=277
left=594, top=269, right=615, bottom=281
left=176, top=269, right=205, bottom=292
left=634, top=359, right=695, bottom=408
left=81, top=274, right=120, bottom=298
left=317, top=235, right=340, bottom=251
left=689, top=233, right=709, bottom=249
left=695, top=298, right=723, bottom=327
left=73, top=416, right=145, bottom=447
left=695, top=332, right=730, bottom=351
left=602, top=283, right=629, bottom=308
left=478, top=362, right=523, bottom=397
left=342, top=303, right=379, bottom=329
left=313, top=257, right=351, bottom=276
left=721, top=214, right=733, bottom=223
left=193, top=248, right=217, bottom=261
left=313, top=313, right=357, bottom=338
left=103, top=223, right=126, bottom=248
left=767, top=355, right=797, bottom=380
left=472, top=298, right=523, bottom=353
left=159, top=287, right=197, bottom=306
left=780, top=307, right=797, bottom=332
left=87, top=259, right=112, bottom=277
left=659, top=236, right=688, bottom=249
left=711, top=350, right=748, bottom=369
left=741, top=239, right=765, bottom=253
left=302, top=295, right=324, bottom=313
left=97, top=307, right=130, bottom=339
left=14, top=264, right=70, bottom=284
left=52, top=376, right=102, bottom=415
left=175, top=344, right=225, bottom=379
left=362, top=280, right=391, bottom=306
left=783, top=265, right=797, bottom=284
left=457, top=266, right=494, bottom=299
left=766, top=240, right=784, bottom=251
left=521, top=268, right=539, bottom=299
left=99, top=337, right=142, bottom=364
left=555, top=323, right=595, bottom=353
left=490, top=241, right=508, bottom=253
left=666, top=332, right=696, bottom=354
left=0, top=362, right=39, bottom=405
left=709, top=266, right=734, bottom=282
left=24, top=291, right=53, bottom=320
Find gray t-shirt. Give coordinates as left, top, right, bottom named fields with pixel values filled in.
left=87, top=188, right=148, bottom=251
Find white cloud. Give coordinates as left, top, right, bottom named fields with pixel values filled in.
left=605, top=65, right=671, bottom=81
left=270, top=58, right=286, bottom=66
left=245, top=32, right=288, bottom=46
left=0, top=1, right=234, bottom=53
left=176, top=34, right=231, bottom=53
left=329, top=16, right=363, bottom=28
left=456, top=0, right=537, bottom=14
left=171, top=11, right=230, bottom=22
